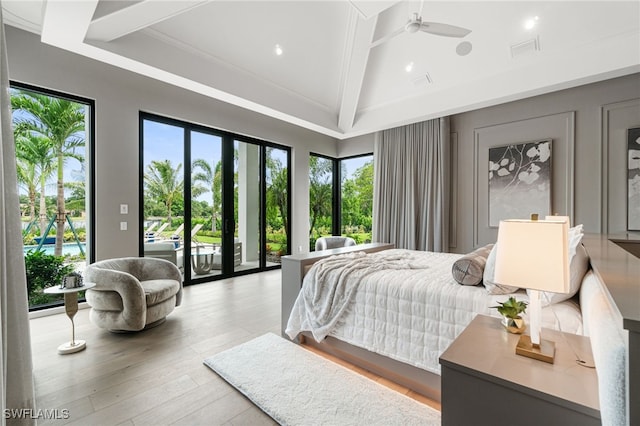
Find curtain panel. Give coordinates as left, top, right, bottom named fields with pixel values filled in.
left=373, top=117, right=450, bottom=252
left=0, top=3, right=36, bottom=424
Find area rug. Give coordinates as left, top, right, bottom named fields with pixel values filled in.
left=203, top=333, right=441, bottom=426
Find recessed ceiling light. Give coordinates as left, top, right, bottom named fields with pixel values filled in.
left=405, top=61, right=414, bottom=73
left=274, top=44, right=283, bottom=56
left=524, top=16, right=539, bottom=30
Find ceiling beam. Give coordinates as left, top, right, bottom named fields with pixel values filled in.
left=86, top=0, right=211, bottom=42
left=337, top=13, right=377, bottom=133
left=347, top=0, right=399, bottom=20
left=41, top=0, right=98, bottom=45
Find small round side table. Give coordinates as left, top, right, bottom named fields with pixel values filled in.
left=44, top=282, right=96, bottom=354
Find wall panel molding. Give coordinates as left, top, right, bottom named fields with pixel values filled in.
left=600, top=98, right=640, bottom=234
left=473, top=112, right=576, bottom=247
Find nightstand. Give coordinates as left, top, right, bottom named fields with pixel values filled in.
left=439, top=314, right=600, bottom=426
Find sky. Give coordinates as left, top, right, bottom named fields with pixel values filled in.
left=142, top=119, right=291, bottom=202
left=341, top=155, right=372, bottom=179
left=142, top=119, right=373, bottom=201
left=15, top=108, right=371, bottom=202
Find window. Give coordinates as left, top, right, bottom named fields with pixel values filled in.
left=309, top=154, right=335, bottom=250
left=141, top=113, right=290, bottom=285
left=309, top=153, right=373, bottom=250
left=11, top=83, right=94, bottom=310
left=340, top=155, right=373, bottom=243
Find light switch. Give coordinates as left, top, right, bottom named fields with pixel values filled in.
left=120, top=221, right=127, bottom=231
left=120, top=204, right=128, bottom=214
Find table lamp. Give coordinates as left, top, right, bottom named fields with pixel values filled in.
left=494, top=216, right=570, bottom=363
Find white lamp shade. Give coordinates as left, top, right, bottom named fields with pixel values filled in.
left=494, top=219, right=570, bottom=294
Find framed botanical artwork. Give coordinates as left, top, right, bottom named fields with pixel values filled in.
left=488, top=139, right=552, bottom=227
left=628, top=127, right=640, bottom=231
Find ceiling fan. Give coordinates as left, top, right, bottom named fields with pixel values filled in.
left=370, top=3, right=472, bottom=49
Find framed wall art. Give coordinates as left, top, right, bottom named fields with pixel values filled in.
left=488, top=139, right=552, bottom=227
left=628, top=127, right=640, bottom=231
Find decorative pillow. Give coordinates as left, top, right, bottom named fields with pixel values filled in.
left=534, top=225, right=589, bottom=305
left=568, top=224, right=584, bottom=258
left=452, top=244, right=494, bottom=285
left=482, top=243, right=519, bottom=294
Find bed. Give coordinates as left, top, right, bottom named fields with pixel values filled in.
left=281, top=235, right=639, bottom=426
left=286, top=248, right=583, bottom=375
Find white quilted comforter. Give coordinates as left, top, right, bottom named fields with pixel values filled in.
left=286, top=249, right=582, bottom=375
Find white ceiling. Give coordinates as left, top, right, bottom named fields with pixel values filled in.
left=3, top=1, right=639, bottom=139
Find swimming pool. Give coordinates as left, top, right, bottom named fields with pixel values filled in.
left=23, top=242, right=86, bottom=257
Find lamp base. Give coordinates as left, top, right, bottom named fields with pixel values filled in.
left=515, top=335, right=555, bottom=364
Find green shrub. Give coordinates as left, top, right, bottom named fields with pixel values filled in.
left=170, top=217, right=184, bottom=229
left=24, top=250, right=74, bottom=307
left=63, top=229, right=86, bottom=242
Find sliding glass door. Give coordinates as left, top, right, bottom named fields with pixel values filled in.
left=234, top=139, right=261, bottom=272
left=190, top=130, right=223, bottom=279
left=141, top=113, right=289, bottom=285
left=265, top=147, right=289, bottom=265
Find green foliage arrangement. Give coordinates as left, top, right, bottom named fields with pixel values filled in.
left=24, top=250, right=74, bottom=306
left=491, top=297, right=528, bottom=319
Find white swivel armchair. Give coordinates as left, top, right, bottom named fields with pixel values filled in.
left=84, top=257, right=182, bottom=332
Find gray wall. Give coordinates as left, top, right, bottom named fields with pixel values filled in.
left=452, top=73, right=640, bottom=252
left=341, top=73, right=640, bottom=253
left=6, top=26, right=338, bottom=260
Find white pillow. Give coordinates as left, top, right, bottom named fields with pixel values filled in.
left=531, top=224, right=589, bottom=305
left=482, top=243, right=519, bottom=294
left=568, top=224, right=584, bottom=258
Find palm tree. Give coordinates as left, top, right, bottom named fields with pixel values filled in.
left=144, top=160, right=184, bottom=224
left=192, top=159, right=222, bottom=233
left=309, top=156, right=333, bottom=237
left=12, top=92, right=86, bottom=255
left=266, top=148, right=288, bottom=241
left=15, top=133, right=56, bottom=234
left=15, top=135, right=40, bottom=224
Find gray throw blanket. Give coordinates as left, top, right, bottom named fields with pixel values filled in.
left=289, top=250, right=430, bottom=342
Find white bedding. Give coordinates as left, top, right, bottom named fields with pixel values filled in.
left=286, top=249, right=583, bottom=375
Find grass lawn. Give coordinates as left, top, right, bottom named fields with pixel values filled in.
left=181, top=234, right=283, bottom=252
left=195, top=235, right=221, bottom=244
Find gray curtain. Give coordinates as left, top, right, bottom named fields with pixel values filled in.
left=0, top=4, right=36, bottom=425
left=373, top=117, right=450, bottom=251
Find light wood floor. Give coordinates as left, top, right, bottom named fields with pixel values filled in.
left=29, top=270, right=438, bottom=425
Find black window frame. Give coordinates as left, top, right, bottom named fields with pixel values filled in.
left=139, top=112, right=291, bottom=285
left=309, top=152, right=373, bottom=239
left=11, top=81, right=96, bottom=311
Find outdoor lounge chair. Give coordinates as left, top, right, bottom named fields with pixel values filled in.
left=145, top=222, right=169, bottom=242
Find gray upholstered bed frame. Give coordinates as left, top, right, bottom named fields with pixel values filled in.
left=281, top=235, right=640, bottom=425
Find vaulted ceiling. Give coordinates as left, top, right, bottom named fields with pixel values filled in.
left=3, top=1, right=639, bottom=139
